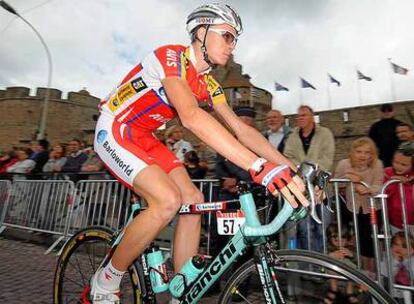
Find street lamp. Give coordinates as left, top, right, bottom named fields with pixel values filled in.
left=0, top=0, right=53, bottom=140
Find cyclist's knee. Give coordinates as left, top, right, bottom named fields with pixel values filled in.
left=152, top=189, right=182, bottom=223
left=182, top=187, right=204, bottom=205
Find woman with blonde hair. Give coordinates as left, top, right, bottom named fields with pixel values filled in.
left=334, top=137, right=384, bottom=276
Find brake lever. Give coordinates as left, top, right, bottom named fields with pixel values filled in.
left=315, top=170, right=334, bottom=213
left=299, top=162, right=321, bottom=224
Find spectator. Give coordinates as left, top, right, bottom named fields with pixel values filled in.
left=334, top=137, right=384, bottom=275
left=42, top=144, right=67, bottom=173
left=184, top=150, right=207, bottom=179
left=284, top=105, right=335, bottom=171
left=81, top=149, right=104, bottom=172
left=60, top=139, right=88, bottom=172
left=381, top=232, right=414, bottom=303
left=396, top=122, right=414, bottom=144
left=6, top=147, right=35, bottom=175
left=165, top=125, right=194, bottom=161
left=81, top=149, right=106, bottom=180
left=264, top=109, right=291, bottom=153
left=323, top=223, right=358, bottom=304
left=384, top=149, right=414, bottom=236
left=284, top=105, right=335, bottom=252
left=30, top=139, right=50, bottom=174
left=0, top=150, right=18, bottom=175
left=369, top=104, right=402, bottom=167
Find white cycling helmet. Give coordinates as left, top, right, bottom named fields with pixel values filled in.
left=186, top=3, right=243, bottom=36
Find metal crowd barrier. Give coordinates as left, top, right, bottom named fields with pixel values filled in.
left=65, top=179, right=220, bottom=255
left=373, top=180, right=414, bottom=300
left=1, top=175, right=413, bottom=300
left=66, top=180, right=133, bottom=235
left=0, top=180, right=12, bottom=230
left=0, top=179, right=76, bottom=253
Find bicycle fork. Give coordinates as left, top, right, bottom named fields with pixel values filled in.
left=254, top=244, right=286, bottom=304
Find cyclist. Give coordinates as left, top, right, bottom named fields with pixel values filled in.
left=91, top=3, right=309, bottom=303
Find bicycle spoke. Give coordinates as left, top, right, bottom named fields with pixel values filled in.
left=87, top=241, right=99, bottom=274
left=61, top=274, right=84, bottom=289
left=72, top=252, right=90, bottom=286
left=54, top=228, right=140, bottom=304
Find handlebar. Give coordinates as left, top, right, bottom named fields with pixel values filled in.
left=242, top=161, right=332, bottom=237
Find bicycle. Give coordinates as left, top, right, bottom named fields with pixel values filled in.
left=53, top=162, right=397, bottom=303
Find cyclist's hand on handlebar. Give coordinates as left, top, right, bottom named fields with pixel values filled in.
left=249, top=158, right=309, bottom=208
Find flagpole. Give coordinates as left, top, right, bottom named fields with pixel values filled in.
left=387, top=58, right=396, bottom=102
left=356, top=67, right=362, bottom=106
left=299, top=87, right=303, bottom=105
left=327, top=75, right=332, bottom=110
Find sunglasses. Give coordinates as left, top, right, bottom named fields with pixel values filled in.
left=209, top=28, right=238, bottom=46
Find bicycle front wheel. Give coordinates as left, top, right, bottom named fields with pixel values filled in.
left=219, top=249, right=396, bottom=304
left=53, top=226, right=142, bottom=304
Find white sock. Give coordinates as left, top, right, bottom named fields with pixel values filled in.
left=97, top=260, right=125, bottom=291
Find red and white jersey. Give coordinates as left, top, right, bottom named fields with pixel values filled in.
left=99, top=44, right=213, bottom=132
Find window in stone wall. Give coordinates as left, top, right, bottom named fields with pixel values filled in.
left=343, top=111, right=349, bottom=122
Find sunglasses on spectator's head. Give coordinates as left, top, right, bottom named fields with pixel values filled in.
left=209, top=28, right=238, bottom=46
left=397, top=141, right=414, bottom=157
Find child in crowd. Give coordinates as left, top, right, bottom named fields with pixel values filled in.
left=323, top=223, right=361, bottom=304
left=381, top=232, right=414, bottom=303
left=384, top=149, right=414, bottom=236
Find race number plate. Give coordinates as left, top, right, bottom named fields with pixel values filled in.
left=216, top=210, right=246, bottom=235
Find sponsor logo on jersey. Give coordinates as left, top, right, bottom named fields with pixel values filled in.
left=158, top=87, right=166, bottom=97
left=148, top=113, right=170, bottom=124
left=117, top=83, right=136, bottom=102
left=108, top=78, right=147, bottom=112
left=166, top=48, right=178, bottom=67
left=212, top=86, right=224, bottom=97
left=102, top=141, right=134, bottom=176
left=131, top=77, right=147, bottom=93
left=96, top=129, right=108, bottom=144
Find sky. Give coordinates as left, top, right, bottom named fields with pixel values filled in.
left=0, top=0, right=413, bottom=114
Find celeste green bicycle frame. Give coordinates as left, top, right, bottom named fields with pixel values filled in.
left=106, top=189, right=296, bottom=304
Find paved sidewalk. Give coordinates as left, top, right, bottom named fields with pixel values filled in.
left=0, top=236, right=56, bottom=304
left=0, top=235, right=220, bottom=304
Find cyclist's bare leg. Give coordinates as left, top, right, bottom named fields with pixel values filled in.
left=169, top=167, right=203, bottom=271
left=110, top=164, right=182, bottom=271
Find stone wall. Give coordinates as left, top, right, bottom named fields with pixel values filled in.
left=0, top=87, right=99, bottom=150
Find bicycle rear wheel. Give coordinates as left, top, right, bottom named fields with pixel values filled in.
left=53, top=226, right=141, bottom=304
left=219, top=249, right=396, bottom=304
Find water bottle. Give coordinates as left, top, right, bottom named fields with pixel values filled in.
left=146, top=246, right=169, bottom=293
left=169, top=255, right=205, bottom=298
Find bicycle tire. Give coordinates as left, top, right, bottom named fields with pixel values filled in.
left=53, top=226, right=142, bottom=304
left=219, top=249, right=396, bottom=304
